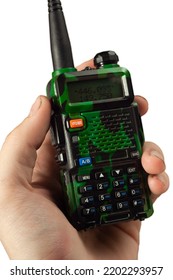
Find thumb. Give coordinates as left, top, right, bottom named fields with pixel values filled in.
left=0, top=96, right=51, bottom=187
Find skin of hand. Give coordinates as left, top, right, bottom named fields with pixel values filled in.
left=0, top=60, right=169, bottom=260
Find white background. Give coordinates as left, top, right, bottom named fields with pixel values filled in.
left=0, top=0, right=172, bottom=264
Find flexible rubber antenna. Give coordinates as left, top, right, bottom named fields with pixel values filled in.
left=48, top=0, right=74, bottom=70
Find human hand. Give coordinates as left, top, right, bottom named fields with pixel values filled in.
left=0, top=60, right=169, bottom=260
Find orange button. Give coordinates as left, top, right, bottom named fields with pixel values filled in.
left=69, top=118, right=84, bottom=129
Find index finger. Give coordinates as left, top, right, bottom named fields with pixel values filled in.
left=77, top=59, right=94, bottom=71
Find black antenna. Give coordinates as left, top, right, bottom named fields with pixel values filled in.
left=48, top=0, right=74, bottom=70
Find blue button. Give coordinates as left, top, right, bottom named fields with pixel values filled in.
left=79, top=157, right=92, bottom=166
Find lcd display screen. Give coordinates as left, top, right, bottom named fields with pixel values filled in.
left=67, top=76, right=124, bottom=103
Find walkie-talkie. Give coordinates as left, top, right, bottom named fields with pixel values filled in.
left=47, top=0, right=153, bottom=230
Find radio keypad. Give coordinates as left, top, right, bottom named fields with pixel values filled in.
left=79, top=164, right=145, bottom=221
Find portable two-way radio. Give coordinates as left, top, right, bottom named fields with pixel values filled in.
left=47, top=0, right=153, bottom=230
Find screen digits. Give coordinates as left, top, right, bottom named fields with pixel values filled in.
left=68, top=76, right=124, bottom=103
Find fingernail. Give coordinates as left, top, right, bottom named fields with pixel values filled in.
left=157, top=174, right=165, bottom=185
left=154, top=173, right=168, bottom=192
left=150, top=150, right=164, bottom=162
left=29, top=97, right=42, bottom=116
left=135, top=95, right=148, bottom=102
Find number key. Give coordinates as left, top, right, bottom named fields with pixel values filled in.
left=82, top=207, right=96, bottom=216
left=117, top=201, right=129, bottom=210
left=113, top=178, right=125, bottom=188
left=96, top=181, right=109, bottom=190
left=81, top=196, right=94, bottom=205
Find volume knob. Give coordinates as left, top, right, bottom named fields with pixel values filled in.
left=94, top=51, right=119, bottom=68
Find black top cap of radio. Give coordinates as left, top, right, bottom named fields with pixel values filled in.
left=94, top=51, right=119, bottom=68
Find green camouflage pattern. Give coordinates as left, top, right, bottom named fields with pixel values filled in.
left=47, top=64, right=153, bottom=230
